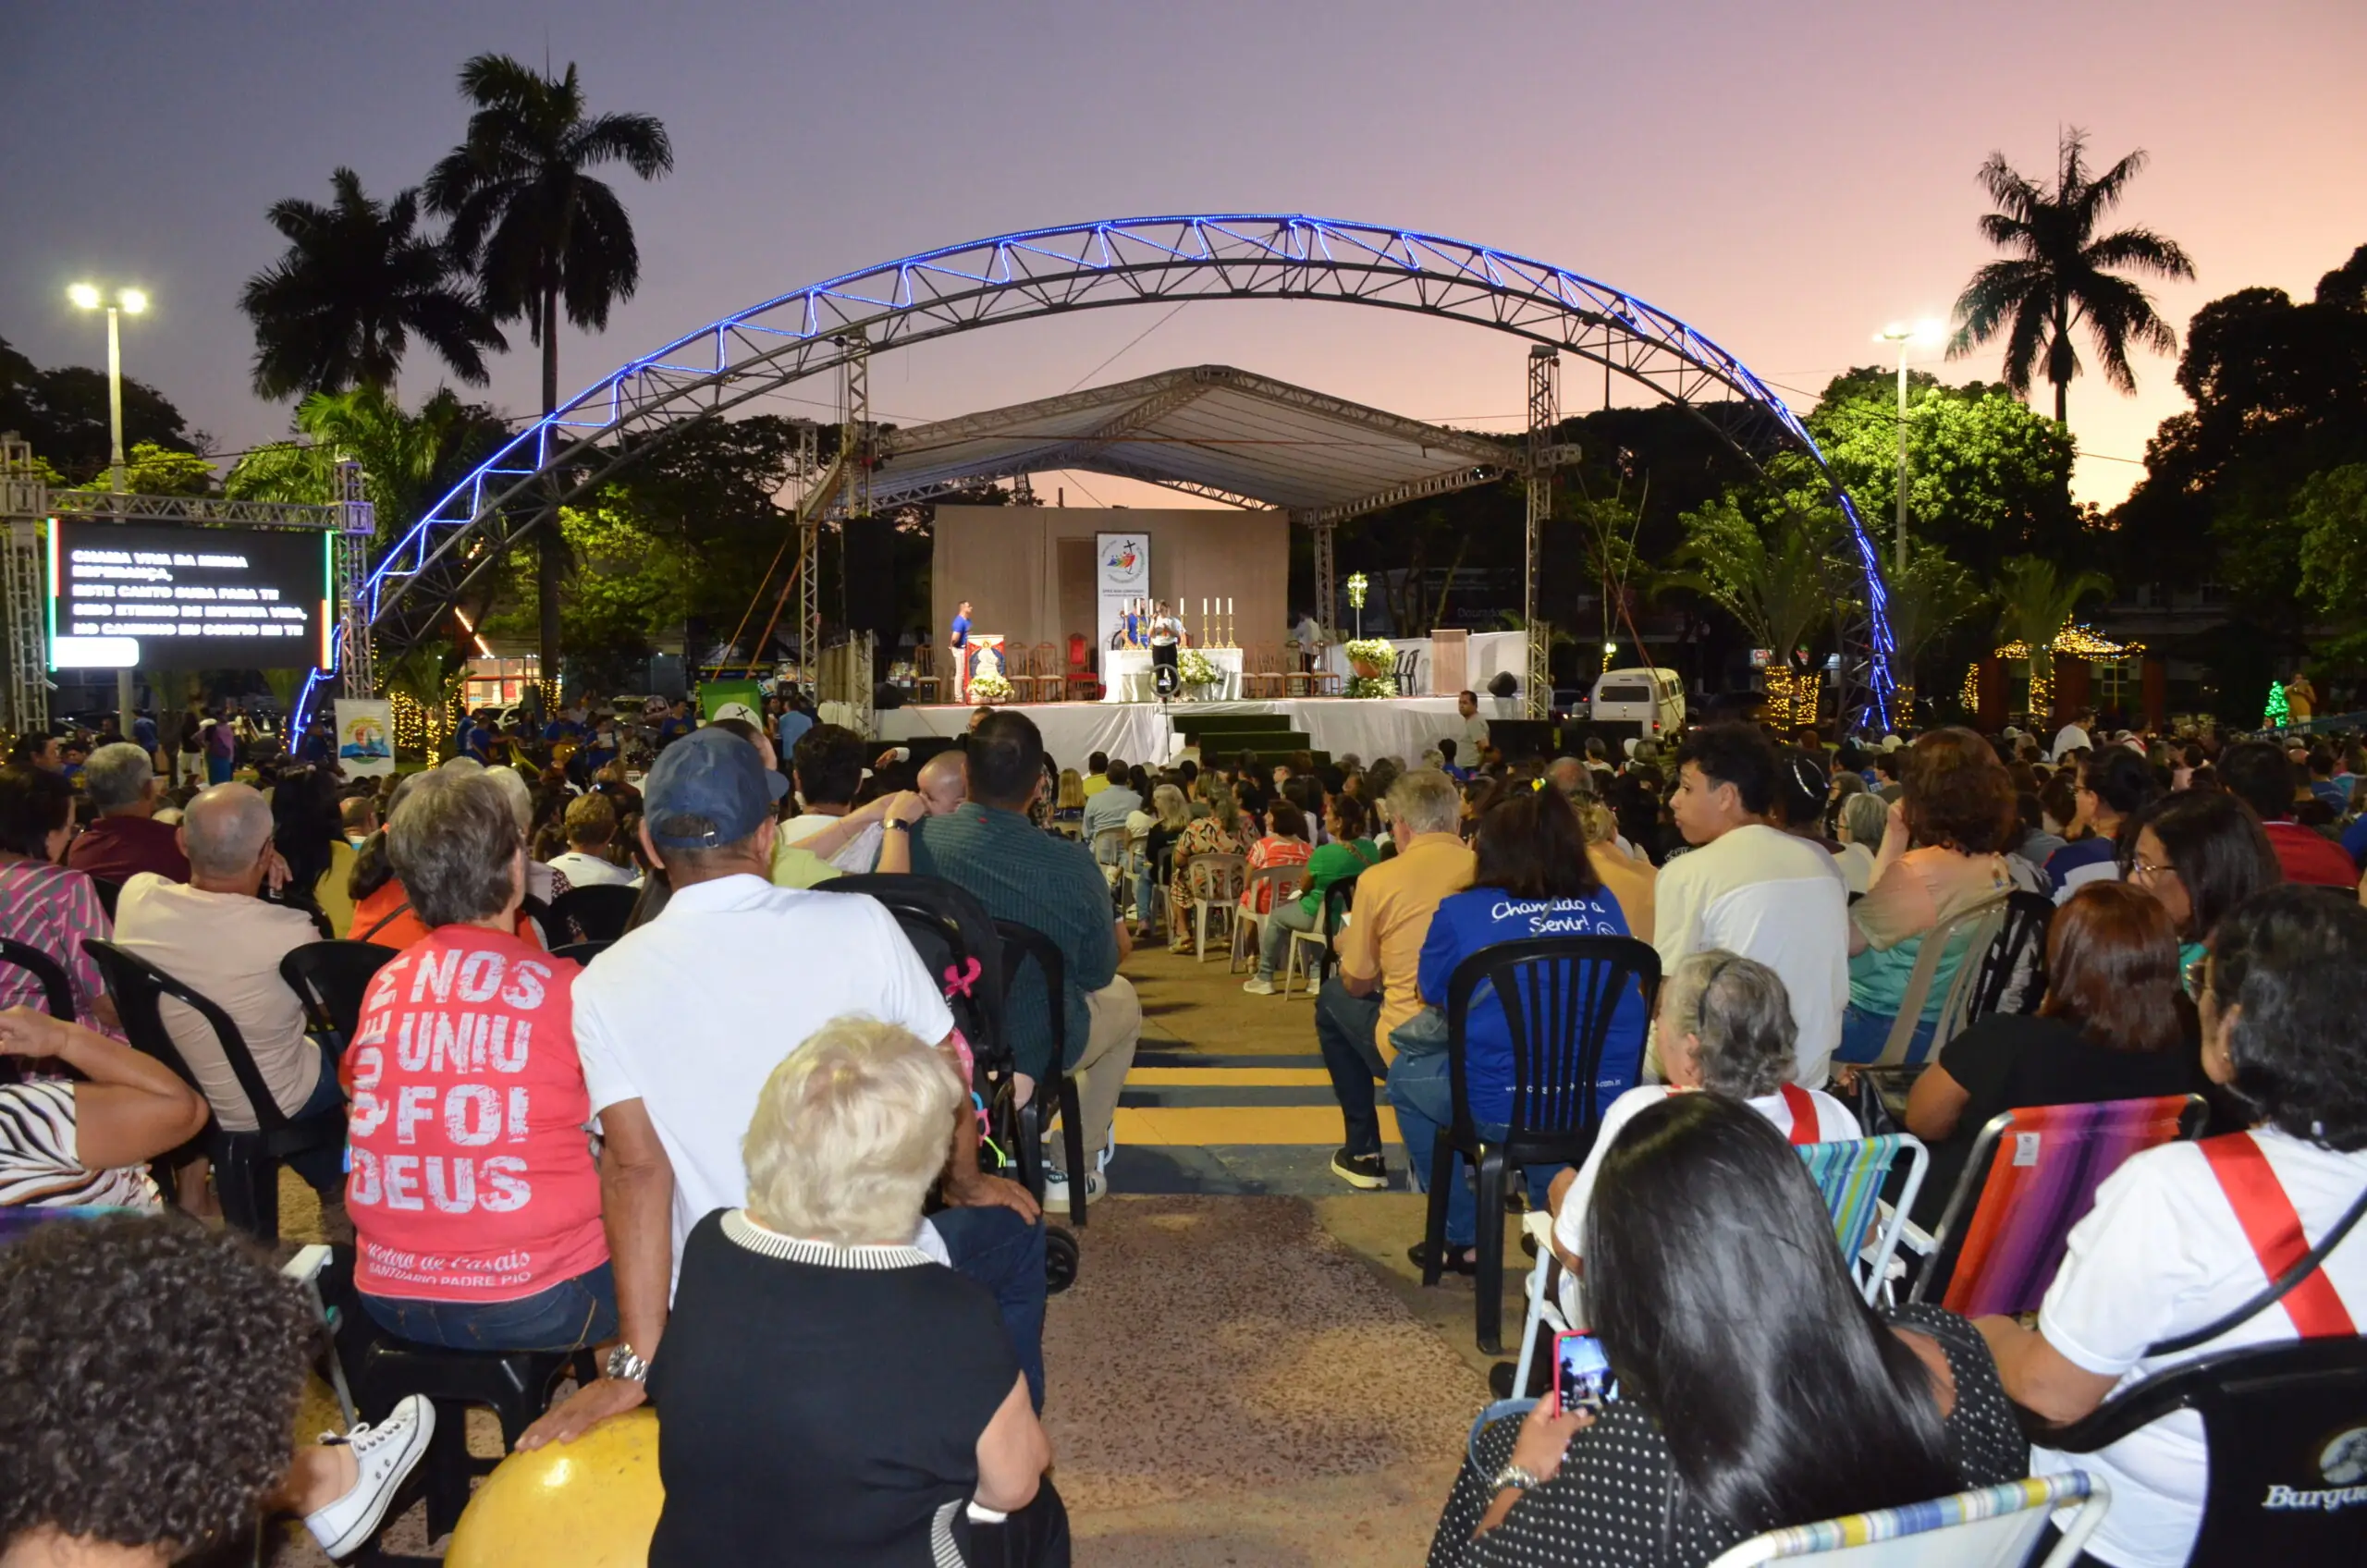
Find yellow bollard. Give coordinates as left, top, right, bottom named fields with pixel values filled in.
left=445, top=1409, right=664, bottom=1568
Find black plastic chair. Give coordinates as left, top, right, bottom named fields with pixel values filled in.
left=818, top=876, right=1079, bottom=1289
left=2025, top=1337, right=2367, bottom=1565
left=994, top=918, right=1090, bottom=1229
left=1428, top=934, right=1662, bottom=1353
left=279, top=940, right=401, bottom=1056
left=548, top=938, right=613, bottom=966
left=0, top=938, right=77, bottom=1020
left=88, top=876, right=124, bottom=922
left=85, top=938, right=346, bottom=1243
left=1967, top=888, right=2057, bottom=1020
left=547, top=882, right=638, bottom=944
left=317, top=1250, right=598, bottom=1561
left=519, top=892, right=555, bottom=949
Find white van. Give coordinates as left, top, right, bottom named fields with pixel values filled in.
left=1582, top=667, right=1686, bottom=743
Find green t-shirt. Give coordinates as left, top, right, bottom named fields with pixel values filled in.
left=1297, top=838, right=1382, bottom=919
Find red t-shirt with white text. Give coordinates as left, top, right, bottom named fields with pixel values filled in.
left=345, top=927, right=607, bottom=1302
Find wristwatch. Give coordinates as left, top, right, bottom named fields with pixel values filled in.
left=886, top=816, right=913, bottom=832
left=1490, top=1463, right=1544, bottom=1494
left=605, top=1342, right=651, bottom=1384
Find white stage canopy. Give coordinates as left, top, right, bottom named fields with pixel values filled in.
left=869, top=364, right=1517, bottom=521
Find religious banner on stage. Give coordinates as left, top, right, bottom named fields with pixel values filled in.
left=1095, top=532, right=1151, bottom=655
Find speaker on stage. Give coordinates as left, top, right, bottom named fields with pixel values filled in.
left=841, top=514, right=896, bottom=639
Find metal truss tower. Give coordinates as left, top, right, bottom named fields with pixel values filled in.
left=2, top=441, right=46, bottom=736
left=1525, top=348, right=1559, bottom=718
left=332, top=459, right=376, bottom=699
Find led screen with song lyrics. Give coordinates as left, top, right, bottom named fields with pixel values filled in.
left=49, top=519, right=331, bottom=671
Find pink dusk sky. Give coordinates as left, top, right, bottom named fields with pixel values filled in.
left=6, top=0, right=2361, bottom=509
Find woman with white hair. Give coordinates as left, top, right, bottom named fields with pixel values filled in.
left=1546, top=949, right=1861, bottom=1316
left=650, top=1016, right=1059, bottom=1567
left=1834, top=790, right=1890, bottom=897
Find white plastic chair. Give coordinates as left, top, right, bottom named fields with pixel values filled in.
left=282, top=1243, right=357, bottom=1427
left=1872, top=891, right=2010, bottom=1070
left=1229, top=863, right=1306, bottom=976
left=1184, top=853, right=1245, bottom=962
left=1705, top=1472, right=2110, bottom=1568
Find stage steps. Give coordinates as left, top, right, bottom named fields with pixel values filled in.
left=1167, top=711, right=1329, bottom=771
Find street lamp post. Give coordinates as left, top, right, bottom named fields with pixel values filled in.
left=1873, top=319, right=1944, bottom=577
left=69, top=283, right=149, bottom=736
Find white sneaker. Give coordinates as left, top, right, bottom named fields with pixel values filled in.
left=304, top=1395, right=435, bottom=1560
left=1043, top=1168, right=1106, bottom=1214
left=1241, top=975, right=1277, bottom=995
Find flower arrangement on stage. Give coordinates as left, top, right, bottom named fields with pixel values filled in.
left=1343, top=637, right=1397, bottom=699
left=967, top=670, right=1014, bottom=703
left=1177, top=647, right=1221, bottom=693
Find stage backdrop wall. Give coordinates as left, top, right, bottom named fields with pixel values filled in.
left=931, top=506, right=1288, bottom=672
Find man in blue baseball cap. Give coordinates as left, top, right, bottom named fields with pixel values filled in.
left=527, top=727, right=1050, bottom=1447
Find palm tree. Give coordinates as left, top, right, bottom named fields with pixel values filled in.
left=1948, top=129, right=2195, bottom=425
left=1992, top=555, right=2111, bottom=718
left=239, top=168, right=506, bottom=400
left=424, top=54, right=674, bottom=679
left=224, top=385, right=505, bottom=546
left=1882, top=545, right=1987, bottom=720
left=1670, top=496, right=1849, bottom=726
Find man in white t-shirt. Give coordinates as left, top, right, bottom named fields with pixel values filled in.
left=523, top=728, right=1049, bottom=1447
left=1980, top=887, right=2367, bottom=1568
left=1651, top=725, right=1850, bottom=1086
left=777, top=722, right=883, bottom=873
left=2050, top=707, right=2096, bottom=762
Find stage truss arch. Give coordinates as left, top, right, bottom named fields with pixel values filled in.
left=309, top=214, right=1896, bottom=729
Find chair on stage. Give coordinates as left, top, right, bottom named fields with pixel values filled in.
left=1027, top=643, right=1065, bottom=703
left=911, top=643, right=944, bottom=704
left=1064, top=645, right=1103, bottom=702
left=1392, top=647, right=1422, bottom=696
left=1243, top=644, right=1289, bottom=700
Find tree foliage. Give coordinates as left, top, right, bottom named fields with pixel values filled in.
left=1669, top=492, right=1849, bottom=663
left=1992, top=555, right=2111, bottom=688
left=0, top=335, right=198, bottom=483
left=224, top=385, right=509, bottom=546
left=1805, top=366, right=2083, bottom=581
left=1948, top=129, right=2195, bottom=424
left=239, top=167, right=506, bottom=400
left=2116, top=243, right=2367, bottom=639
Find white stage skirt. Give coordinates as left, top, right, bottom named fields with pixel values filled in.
left=876, top=694, right=1516, bottom=769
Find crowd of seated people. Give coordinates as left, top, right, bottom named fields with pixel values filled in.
left=6, top=691, right=2367, bottom=1566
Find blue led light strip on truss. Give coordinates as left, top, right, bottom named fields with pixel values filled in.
left=298, top=214, right=1895, bottom=731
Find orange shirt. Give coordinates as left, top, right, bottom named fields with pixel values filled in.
left=349, top=879, right=545, bottom=950
left=1332, top=832, right=1475, bottom=1052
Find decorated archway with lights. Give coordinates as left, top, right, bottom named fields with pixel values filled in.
left=296, top=214, right=1899, bottom=730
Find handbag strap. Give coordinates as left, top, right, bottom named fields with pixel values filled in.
left=2148, top=1133, right=2367, bottom=1354
left=357, top=900, right=412, bottom=943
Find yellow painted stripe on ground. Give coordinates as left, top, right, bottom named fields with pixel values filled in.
left=1128, top=1068, right=1337, bottom=1086
left=1114, top=1106, right=1400, bottom=1147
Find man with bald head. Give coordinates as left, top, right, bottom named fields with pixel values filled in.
left=112, top=784, right=337, bottom=1161
left=1546, top=755, right=1591, bottom=802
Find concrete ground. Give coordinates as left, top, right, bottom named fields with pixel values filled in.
left=264, top=937, right=1528, bottom=1566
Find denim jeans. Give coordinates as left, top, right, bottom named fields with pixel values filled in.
left=1833, top=1003, right=1936, bottom=1066
left=1387, top=1051, right=1563, bottom=1247
left=287, top=1036, right=348, bottom=1194
left=1314, top=978, right=1386, bottom=1157
left=1255, top=900, right=1318, bottom=979
left=1133, top=862, right=1160, bottom=929
left=934, top=1205, right=1048, bottom=1411
left=362, top=1260, right=619, bottom=1353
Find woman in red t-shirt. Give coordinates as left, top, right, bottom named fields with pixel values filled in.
left=1239, top=799, right=1315, bottom=914
left=345, top=767, right=613, bottom=1352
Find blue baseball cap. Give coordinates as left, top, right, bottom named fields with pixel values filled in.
left=644, top=727, right=790, bottom=849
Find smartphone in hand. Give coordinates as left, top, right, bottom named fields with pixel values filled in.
left=1552, top=1330, right=1615, bottom=1415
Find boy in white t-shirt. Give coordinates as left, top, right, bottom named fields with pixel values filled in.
left=1549, top=949, right=1859, bottom=1324
left=1979, top=887, right=2367, bottom=1568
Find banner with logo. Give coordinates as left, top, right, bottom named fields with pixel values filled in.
left=333, top=698, right=395, bottom=777
left=698, top=679, right=767, bottom=729
left=1095, top=532, right=1151, bottom=654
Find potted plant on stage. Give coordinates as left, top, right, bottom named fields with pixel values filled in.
left=1343, top=637, right=1398, bottom=699
left=967, top=668, right=1014, bottom=703
left=1177, top=646, right=1221, bottom=701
